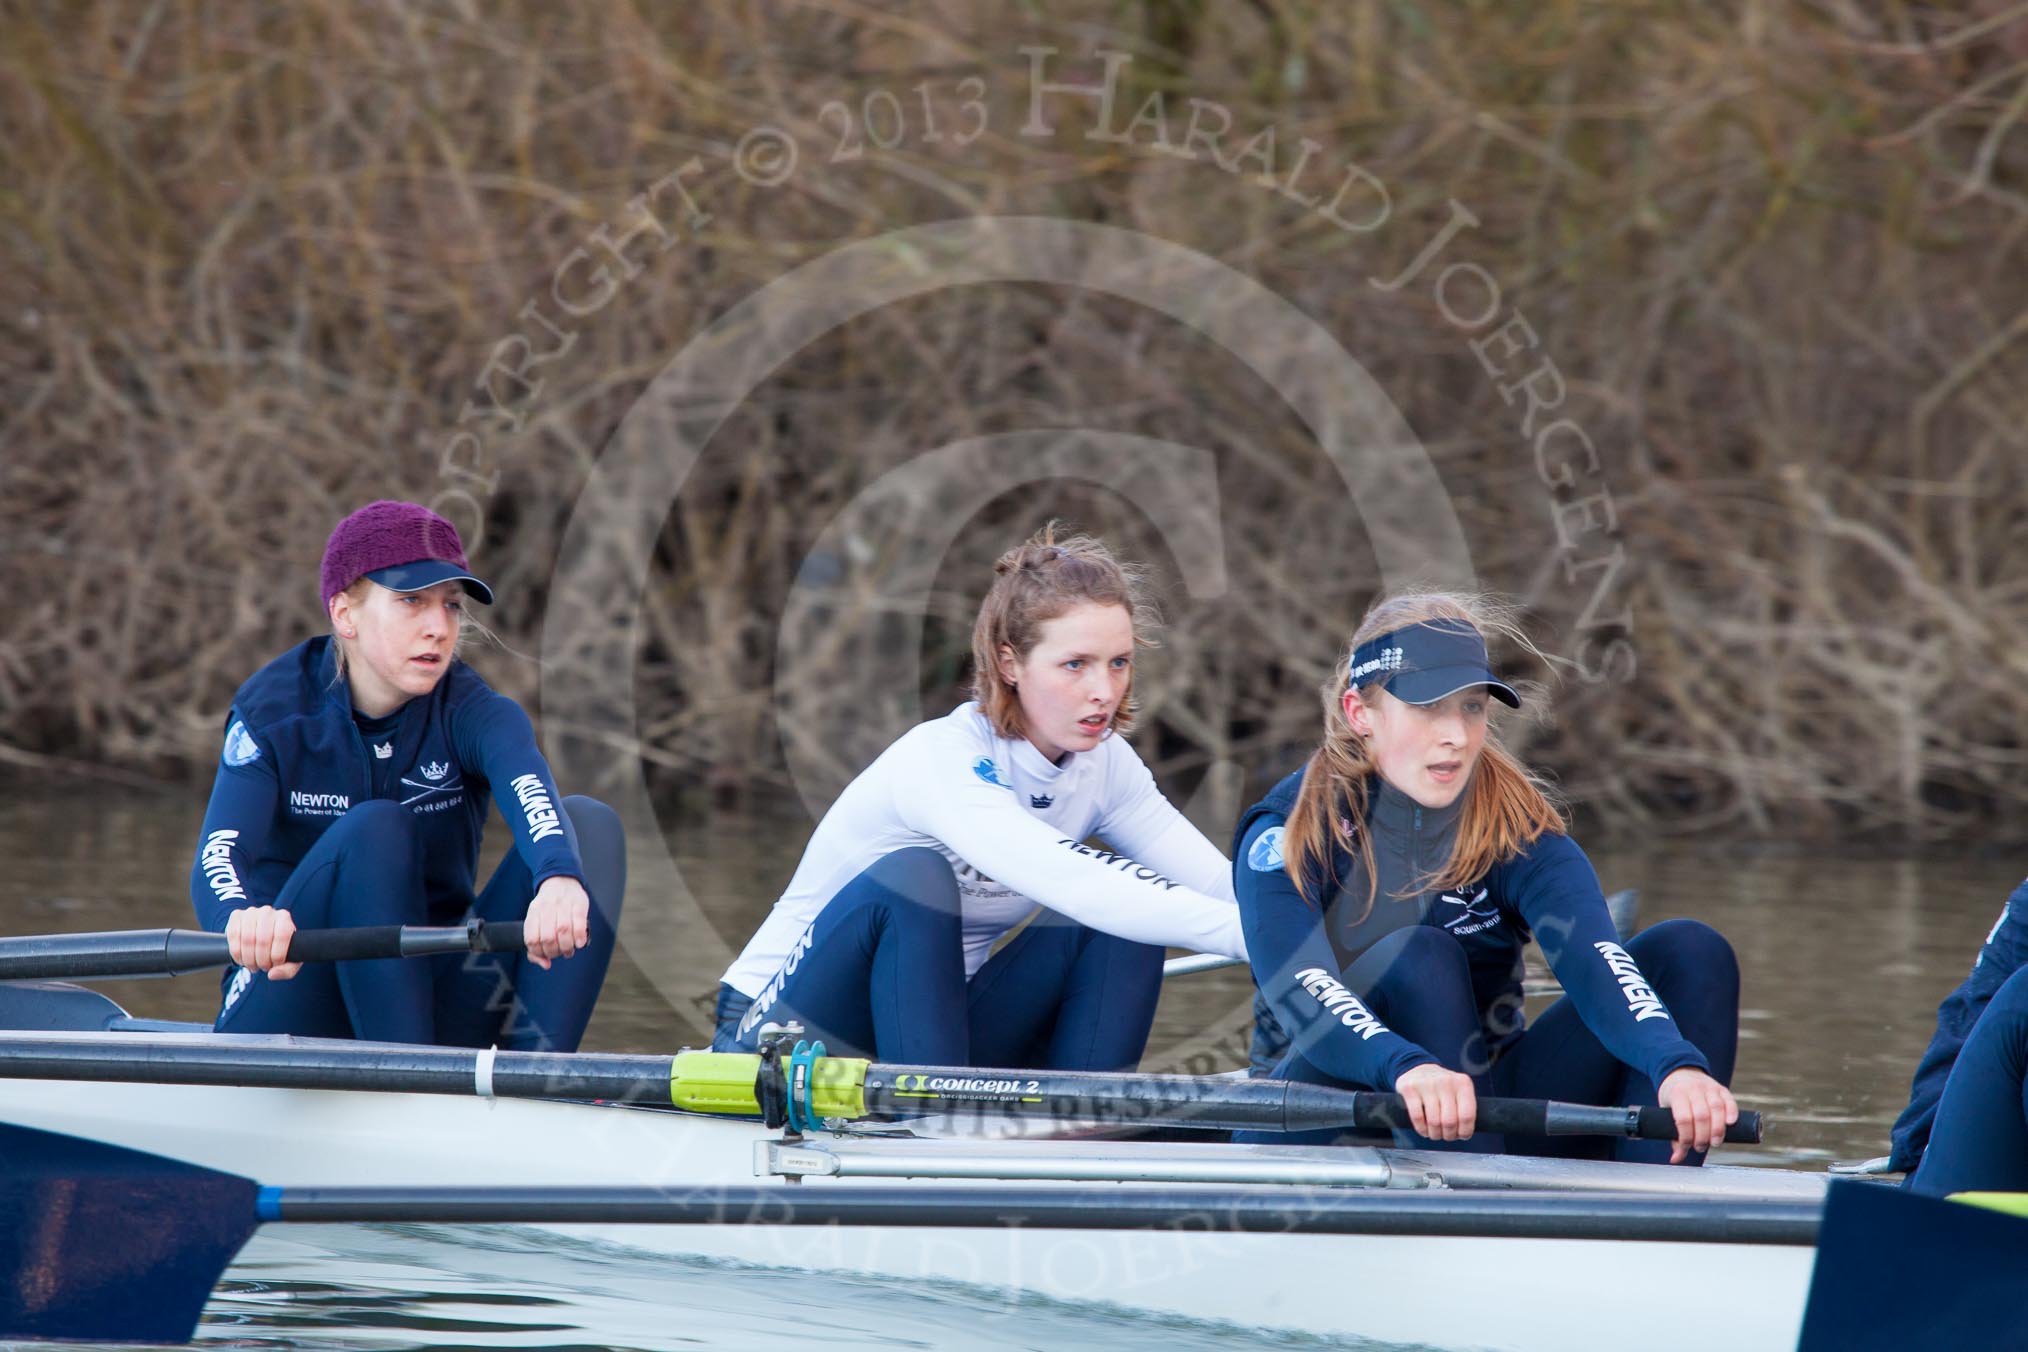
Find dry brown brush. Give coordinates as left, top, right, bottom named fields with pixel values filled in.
left=5, top=0, right=2028, bottom=843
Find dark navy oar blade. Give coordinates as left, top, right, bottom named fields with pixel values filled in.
left=1798, top=1180, right=2028, bottom=1350
left=0, top=1121, right=259, bottom=1343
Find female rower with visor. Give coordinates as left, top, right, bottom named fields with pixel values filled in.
left=712, top=527, right=1246, bottom=1070
left=1233, top=593, right=1740, bottom=1163
left=188, top=500, right=625, bottom=1050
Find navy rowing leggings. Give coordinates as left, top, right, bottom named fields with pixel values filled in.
left=711, top=847, right=1164, bottom=1070
left=1242, top=918, right=1739, bottom=1164
left=213, top=796, right=625, bottom=1052
left=1911, top=967, right=2028, bottom=1196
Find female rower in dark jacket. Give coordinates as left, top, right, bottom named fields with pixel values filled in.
left=1234, top=592, right=1739, bottom=1163
left=1887, top=877, right=2028, bottom=1194
left=187, top=500, right=625, bottom=1050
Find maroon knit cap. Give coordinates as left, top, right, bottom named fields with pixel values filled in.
left=319, top=501, right=495, bottom=609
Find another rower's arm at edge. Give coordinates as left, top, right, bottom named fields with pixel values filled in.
left=1890, top=881, right=2028, bottom=1169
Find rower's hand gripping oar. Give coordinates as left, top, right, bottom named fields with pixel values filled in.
left=740, top=1053, right=1766, bottom=1145
left=0, top=920, right=525, bottom=981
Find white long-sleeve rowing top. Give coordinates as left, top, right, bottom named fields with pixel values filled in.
left=721, top=703, right=1247, bottom=996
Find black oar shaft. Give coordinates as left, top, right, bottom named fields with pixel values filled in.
left=0, top=929, right=229, bottom=980
left=261, top=1184, right=1820, bottom=1244
left=864, top=1064, right=1296, bottom=1131
left=0, top=923, right=523, bottom=981
left=0, top=1032, right=1763, bottom=1145
left=0, top=1034, right=674, bottom=1103
left=862, top=1065, right=1762, bottom=1144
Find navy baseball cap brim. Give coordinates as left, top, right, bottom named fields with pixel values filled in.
left=1349, top=619, right=1521, bottom=708
left=364, top=561, right=495, bottom=605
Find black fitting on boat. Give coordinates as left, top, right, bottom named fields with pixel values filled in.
left=754, top=1036, right=789, bottom=1131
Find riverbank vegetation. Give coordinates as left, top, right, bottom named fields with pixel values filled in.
left=5, top=1, right=2027, bottom=841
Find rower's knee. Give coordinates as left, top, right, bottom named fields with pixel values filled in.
left=1081, top=924, right=1162, bottom=966
left=337, top=797, right=415, bottom=840
left=1987, top=967, right=2028, bottom=1024
left=1394, top=924, right=1470, bottom=964
left=1367, top=925, right=1473, bottom=989
left=1629, top=918, right=1738, bottom=990
left=1053, top=918, right=1163, bottom=990
left=1965, top=969, right=2028, bottom=1076
left=561, top=796, right=626, bottom=929
left=331, top=798, right=423, bottom=871
left=864, top=847, right=960, bottom=921
left=562, top=795, right=622, bottom=852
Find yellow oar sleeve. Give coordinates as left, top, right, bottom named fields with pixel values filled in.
left=1950, top=1192, right=2028, bottom=1219
left=667, top=1051, right=868, bottom=1119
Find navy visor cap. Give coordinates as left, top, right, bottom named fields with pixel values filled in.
left=1348, top=619, right=1521, bottom=708
left=364, top=560, right=495, bottom=606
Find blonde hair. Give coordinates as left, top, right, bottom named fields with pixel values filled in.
left=329, top=579, right=493, bottom=683
left=969, top=524, right=1155, bottom=741
left=1282, top=590, right=1565, bottom=914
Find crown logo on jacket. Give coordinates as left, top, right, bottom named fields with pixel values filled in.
left=421, top=760, right=450, bottom=781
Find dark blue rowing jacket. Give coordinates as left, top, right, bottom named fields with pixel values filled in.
left=189, top=637, right=582, bottom=932
left=1232, top=767, right=1709, bottom=1091
left=1888, top=878, right=2028, bottom=1173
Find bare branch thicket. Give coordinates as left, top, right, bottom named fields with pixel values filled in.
left=4, top=1, right=2028, bottom=841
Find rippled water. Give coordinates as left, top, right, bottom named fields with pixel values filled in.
left=2, top=783, right=2018, bottom=1346
left=23, top=1223, right=1421, bottom=1352
left=196, top=1224, right=1418, bottom=1351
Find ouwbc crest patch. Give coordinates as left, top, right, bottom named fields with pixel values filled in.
left=1247, top=825, right=1285, bottom=872
left=1437, top=885, right=1502, bottom=936
left=222, top=720, right=261, bottom=767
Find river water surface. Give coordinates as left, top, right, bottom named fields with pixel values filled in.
left=2, top=783, right=2018, bottom=1348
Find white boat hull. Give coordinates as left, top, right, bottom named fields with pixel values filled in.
left=607, top=1222, right=1816, bottom=1352
left=0, top=1073, right=1823, bottom=1351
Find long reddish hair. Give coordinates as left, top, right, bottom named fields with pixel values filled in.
left=1283, top=591, right=1565, bottom=914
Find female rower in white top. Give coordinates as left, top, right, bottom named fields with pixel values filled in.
left=713, top=527, right=1246, bottom=1069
